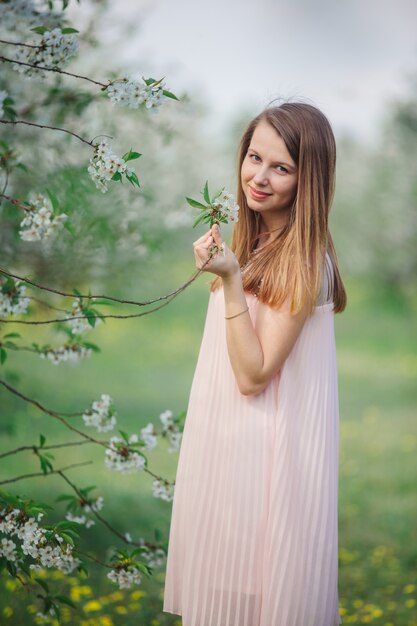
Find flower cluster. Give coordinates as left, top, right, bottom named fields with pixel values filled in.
left=88, top=141, right=139, bottom=193
left=39, top=343, right=92, bottom=365
left=105, top=434, right=146, bottom=474
left=13, top=27, right=79, bottom=76
left=106, top=76, right=168, bottom=111
left=0, top=508, right=80, bottom=574
left=68, top=298, right=91, bottom=334
left=139, top=537, right=166, bottom=569
left=152, top=479, right=175, bottom=502
left=0, top=1, right=61, bottom=35
left=188, top=181, right=240, bottom=229
left=107, top=566, right=142, bottom=590
left=19, top=193, right=68, bottom=242
left=160, top=409, right=183, bottom=453
left=212, top=190, right=240, bottom=223
left=65, top=496, right=104, bottom=528
left=0, top=277, right=29, bottom=317
left=83, top=394, right=117, bottom=433
left=140, top=423, right=158, bottom=451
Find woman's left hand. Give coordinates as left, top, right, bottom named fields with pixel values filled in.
left=193, top=223, right=240, bottom=280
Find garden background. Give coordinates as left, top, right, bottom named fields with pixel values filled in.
left=0, top=0, right=416, bottom=625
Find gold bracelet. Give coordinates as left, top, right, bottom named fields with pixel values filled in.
left=225, top=306, right=249, bottom=320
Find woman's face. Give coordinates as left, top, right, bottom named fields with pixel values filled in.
left=241, top=118, right=298, bottom=227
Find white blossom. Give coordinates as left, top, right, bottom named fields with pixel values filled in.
left=107, top=566, right=142, bottom=589
left=12, top=27, right=79, bottom=77
left=152, top=479, right=174, bottom=502
left=105, top=434, right=146, bottom=474
left=159, top=409, right=174, bottom=429
left=141, top=546, right=166, bottom=570
left=39, top=344, right=92, bottom=365
left=140, top=422, right=158, bottom=451
left=159, top=409, right=182, bottom=453
left=213, top=190, right=240, bottom=223
left=19, top=193, right=68, bottom=242
left=65, top=512, right=95, bottom=528
left=167, top=430, right=182, bottom=453
left=0, top=508, right=80, bottom=574
left=82, top=496, right=104, bottom=513
left=88, top=140, right=134, bottom=193
left=0, top=277, right=29, bottom=317
left=0, top=1, right=61, bottom=35
left=0, top=538, right=18, bottom=561
left=83, top=394, right=116, bottom=432
left=106, top=76, right=169, bottom=112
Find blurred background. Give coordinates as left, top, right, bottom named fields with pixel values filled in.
left=0, top=0, right=416, bottom=624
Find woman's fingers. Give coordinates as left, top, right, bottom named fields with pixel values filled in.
left=193, top=229, right=213, bottom=247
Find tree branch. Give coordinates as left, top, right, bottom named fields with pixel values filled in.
left=0, top=119, right=94, bottom=147
left=0, top=461, right=92, bottom=485
left=0, top=263, right=207, bottom=307
left=0, top=54, right=107, bottom=88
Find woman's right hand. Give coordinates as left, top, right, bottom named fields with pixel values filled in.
left=193, top=224, right=240, bottom=280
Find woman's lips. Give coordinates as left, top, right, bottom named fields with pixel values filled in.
left=249, top=186, right=271, bottom=200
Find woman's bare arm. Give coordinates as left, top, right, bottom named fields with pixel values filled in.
left=193, top=224, right=309, bottom=396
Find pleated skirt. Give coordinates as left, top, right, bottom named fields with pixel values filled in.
left=163, top=288, right=342, bottom=626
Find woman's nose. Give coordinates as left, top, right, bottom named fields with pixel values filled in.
left=253, top=167, right=269, bottom=185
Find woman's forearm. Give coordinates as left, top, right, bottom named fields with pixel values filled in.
left=222, top=271, right=265, bottom=395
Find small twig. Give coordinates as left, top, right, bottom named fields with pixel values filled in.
left=0, top=378, right=107, bottom=448
left=0, top=379, right=174, bottom=485
left=0, top=263, right=207, bottom=307
left=0, top=461, right=92, bottom=485
left=0, top=439, right=98, bottom=460
left=0, top=39, right=43, bottom=50
left=0, top=193, right=30, bottom=212
left=0, top=54, right=107, bottom=88
left=73, top=547, right=111, bottom=569
left=0, top=119, right=94, bottom=147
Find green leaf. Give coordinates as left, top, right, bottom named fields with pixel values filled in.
left=39, top=434, right=46, bottom=448
left=55, top=494, right=74, bottom=503
left=203, top=180, right=210, bottom=204
left=31, top=26, right=49, bottom=34
left=59, top=532, right=74, bottom=546
left=0, top=348, right=7, bottom=365
left=119, top=430, right=129, bottom=443
left=61, top=27, right=79, bottom=34
left=122, top=149, right=141, bottom=162
left=64, top=221, right=76, bottom=236
left=111, top=172, right=122, bottom=182
left=90, top=299, right=113, bottom=306
left=162, top=90, right=179, bottom=101
left=192, top=212, right=208, bottom=228
left=81, top=341, right=100, bottom=353
left=211, top=187, right=224, bottom=203
left=55, top=595, right=77, bottom=609
left=186, top=197, right=206, bottom=209
left=3, top=332, right=20, bottom=339
left=126, top=172, right=140, bottom=187
left=39, top=455, right=54, bottom=474
left=45, top=188, right=60, bottom=213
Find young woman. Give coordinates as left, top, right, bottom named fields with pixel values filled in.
left=163, top=101, right=347, bottom=626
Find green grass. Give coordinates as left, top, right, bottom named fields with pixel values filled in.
left=1, top=265, right=416, bottom=625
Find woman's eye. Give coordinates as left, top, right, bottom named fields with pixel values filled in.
left=276, top=165, right=288, bottom=173
left=249, top=153, right=261, bottom=162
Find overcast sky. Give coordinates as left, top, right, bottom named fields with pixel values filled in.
left=115, top=0, right=417, bottom=143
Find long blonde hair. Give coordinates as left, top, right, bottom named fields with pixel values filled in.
left=210, top=101, right=347, bottom=315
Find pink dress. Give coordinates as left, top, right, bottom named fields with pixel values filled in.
left=163, top=252, right=342, bottom=626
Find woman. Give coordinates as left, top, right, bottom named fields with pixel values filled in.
left=163, top=100, right=347, bottom=626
